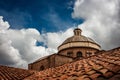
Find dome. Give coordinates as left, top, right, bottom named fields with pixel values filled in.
left=62, top=35, right=95, bottom=44
left=58, top=28, right=101, bottom=51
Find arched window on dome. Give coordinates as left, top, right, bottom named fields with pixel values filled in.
left=67, top=51, right=73, bottom=57
left=77, top=51, right=82, bottom=57
left=40, top=65, right=44, bottom=71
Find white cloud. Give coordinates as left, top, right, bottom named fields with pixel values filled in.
left=0, top=0, right=120, bottom=69
left=41, top=28, right=74, bottom=49
left=0, top=16, right=56, bottom=68
left=0, top=16, right=10, bottom=33
left=0, top=17, right=25, bottom=68
left=72, top=0, right=120, bottom=49
left=0, top=16, right=74, bottom=69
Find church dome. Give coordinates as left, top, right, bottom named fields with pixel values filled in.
left=62, top=35, right=95, bottom=44
left=58, top=28, right=101, bottom=51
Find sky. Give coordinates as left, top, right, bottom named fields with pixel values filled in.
left=0, top=0, right=120, bottom=69
left=0, top=0, right=83, bottom=32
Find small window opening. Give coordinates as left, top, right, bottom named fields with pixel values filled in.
left=77, top=51, right=82, bottom=57
left=40, top=65, right=44, bottom=71
left=67, top=52, right=73, bottom=57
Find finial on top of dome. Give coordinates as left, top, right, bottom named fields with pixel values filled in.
left=74, top=28, right=82, bottom=36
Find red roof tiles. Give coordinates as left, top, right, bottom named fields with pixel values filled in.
left=25, top=47, right=120, bottom=80
left=0, top=65, right=36, bottom=80
left=0, top=47, right=120, bottom=80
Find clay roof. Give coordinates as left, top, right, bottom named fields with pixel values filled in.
left=0, top=47, right=120, bottom=80
left=25, top=47, right=120, bottom=80
left=0, top=65, right=37, bottom=80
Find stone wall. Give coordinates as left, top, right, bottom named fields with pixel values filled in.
left=28, top=47, right=99, bottom=71
left=28, top=58, right=49, bottom=71
left=58, top=42, right=100, bottom=51
left=58, top=47, right=99, bottom=58
left=55, top=55, right=73, bottom=67
left=28, top=54, right=56, bottom=71
left=28, top=54, right=73, bottom=71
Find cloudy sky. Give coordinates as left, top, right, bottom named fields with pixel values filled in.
left=0, top=0, right=120, bottom=69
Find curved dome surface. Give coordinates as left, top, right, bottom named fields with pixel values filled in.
left=58, top=28, right=101, bottom=51
left=62, top=35, right=95, bottom=45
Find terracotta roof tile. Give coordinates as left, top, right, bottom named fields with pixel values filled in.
left=0, top=47, right=120, bottom=80
left=25, top=47, right=120, bottom=80
left=0, top=65, right=36, bottom=80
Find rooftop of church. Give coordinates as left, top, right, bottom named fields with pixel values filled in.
left=0, top=47, right=120, bottom=80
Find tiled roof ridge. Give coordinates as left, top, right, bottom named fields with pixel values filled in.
left=0, top=64, right=37, bottom=72
left=0, top=47, right=120, bottom=80
left=0, top=64, right=38, bottom=80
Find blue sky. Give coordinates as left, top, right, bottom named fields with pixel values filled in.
left=0, top=0, right=85, bottom=68
left=0, top=0, right=84, bottom=32
left=0, top=0, right=120, bottom=68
